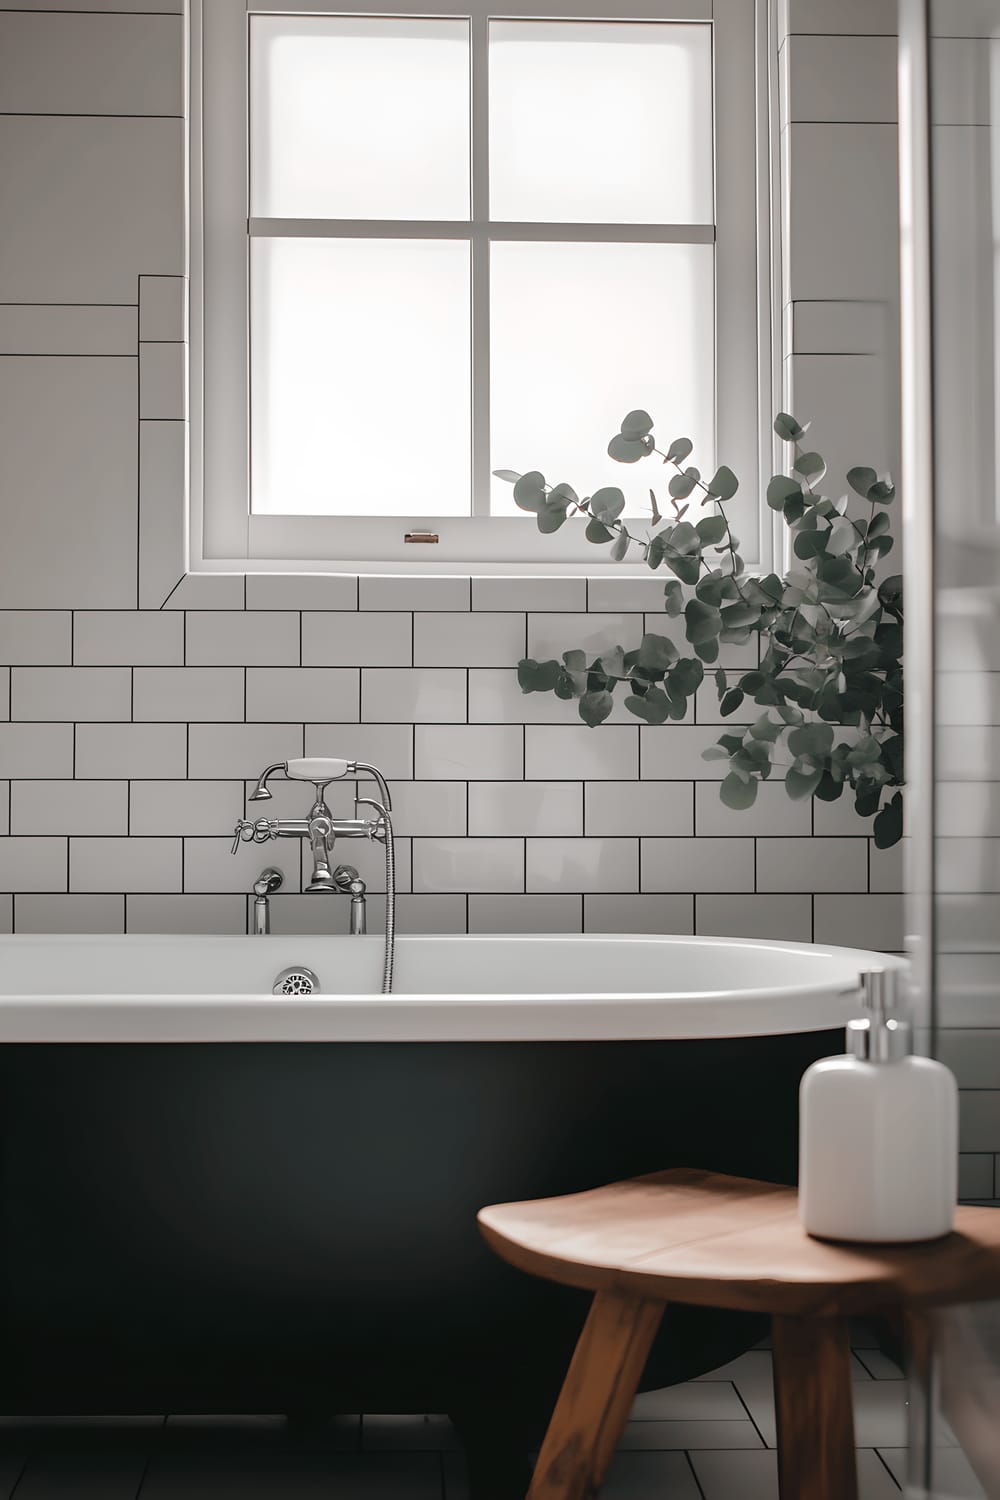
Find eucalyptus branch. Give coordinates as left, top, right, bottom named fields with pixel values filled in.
left=502, top=408, right=904, bottom=847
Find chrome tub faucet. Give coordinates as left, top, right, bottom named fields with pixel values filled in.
left=233, top=758, right=395, bottom=992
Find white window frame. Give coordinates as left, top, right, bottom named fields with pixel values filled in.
left=190, top=0, right=775, bottom=576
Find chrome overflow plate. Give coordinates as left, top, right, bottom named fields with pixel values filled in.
left=272, top=966, right=321, bottom=997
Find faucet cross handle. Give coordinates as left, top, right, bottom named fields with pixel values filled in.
left=231, top=817, right=276, bottom=854
left=356, top=796, right=389, bottom=841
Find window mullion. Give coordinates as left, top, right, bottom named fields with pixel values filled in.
left=248, top=217, right=715, bottom=245
left=470, top=11, right=491, bottom=520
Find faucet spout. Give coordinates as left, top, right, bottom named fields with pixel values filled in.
left=248, top=762, right=287, bottom=802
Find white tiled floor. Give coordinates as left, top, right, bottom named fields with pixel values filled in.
left=0, top=1341, right=981, bottom=1499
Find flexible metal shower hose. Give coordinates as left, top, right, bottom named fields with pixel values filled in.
left=378, top=804, right=395, bottom=994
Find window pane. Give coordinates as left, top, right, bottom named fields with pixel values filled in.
left=251, top=239, right=471, bottom=517
left=250, top=16, right=470, bottom=221
left=489, top=242, right=714, bottom=517
left=489, top=22, right=713, bottom=225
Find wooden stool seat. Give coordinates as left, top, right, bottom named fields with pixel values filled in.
left=478, top=1169, right=1000, bottom=1500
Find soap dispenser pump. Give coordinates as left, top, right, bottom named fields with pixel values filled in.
left=798, top=969, right=958, bottom=1243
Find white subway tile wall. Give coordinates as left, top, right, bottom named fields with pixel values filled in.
left=0, top=15, right=902, bottom=922
left=0, top=592, right=901, bottom=928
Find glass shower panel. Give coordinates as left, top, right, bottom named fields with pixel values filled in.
left=901, top=1, right=1000, bottom=1495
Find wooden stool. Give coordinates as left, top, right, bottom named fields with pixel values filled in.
left=478, top=1168, right=1000, bottom=1500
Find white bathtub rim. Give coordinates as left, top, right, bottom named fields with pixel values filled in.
left=0, top=932, right=908, bottom=1042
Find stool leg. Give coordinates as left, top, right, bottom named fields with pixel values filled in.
left=527, top=1288, right=665, bottom=1500
left=772, top=1314, right=858, bottom=1500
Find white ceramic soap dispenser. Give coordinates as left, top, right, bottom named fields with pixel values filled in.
left=799, top=969, right=958, bottom=1243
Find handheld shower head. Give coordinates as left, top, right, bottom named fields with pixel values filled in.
left=249, top=762, right=287, bottom=802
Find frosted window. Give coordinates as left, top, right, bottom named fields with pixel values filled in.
left=250, top=16, right=471, bottom=221
left=489, top=242, right=715, bottom=516
left=250, top=239, right=471, bottom=517
left=489, top=22, right=713, bottom=225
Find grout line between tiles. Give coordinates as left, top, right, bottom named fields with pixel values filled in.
left=873, top=1446, right=904, bottom=1492
left=683, top=1449, right=708, bottom=1499
left=731, top=1376, right=771, bottom=1450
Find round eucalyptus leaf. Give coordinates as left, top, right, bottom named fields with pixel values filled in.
left=536, top=502, right=567, bottom=534
left=720, top=688, right=745, bottom=717
left=721, top=771, right=758, bottom=810
left=767, top=476, right=802, bottom=512
left=611, top=530, right=630, bottom=563
left=666, top=554, right=702, bottom=586
left=869, top=477, right=896, bottom=504
left=696, top=573, right=734, bottom=608
left=637, top=633, right=678, bottom=671
left=555, top=669, right=584, bottom=700
left=825, top=518, right=857, bottom=556
left=493, top=469, right=521, bottom=484
left=667, top=520, right=699, bottom=552
left=793, top=530, right=828, bottom=561
left=847, top=465, right=878, bottom=498
left=646, top=533, right=667, bottom=571
left=773, top=412, right=808, bottom=443
left=788, top=722, right=834, bottom=758
left=586, top=517, right=614, bottom=545
left=662, top=580, right=684, bottom=616
left=666, top=436, right=694, bottom=464
left=626, top=687, right=670, bottom=725
left=786, top=764, right=824, bottom=800
left=816, top=554, right=857, bottom=590
left=667, top=658, right=704, bottom=697
left=814, top=770, right=845, bottom=802
left=668, top=471, right=697, bottom=500
left=783, top=493, right=807, bottom=525
left=513, top=470, right=547, bottom=511
left=590, top=486, right=626, bottom=522
left=720, top=602, right=760, bottom=630
left=878, top=574, right=903, bottom=611
left=684, top=598, right=723, bottom=645
left=855, top=781, right=881, bottom=818
left=600, top=645, right=626, bottom=680
left=608, top=433, right=650, bottom=464
left=697, top=515, right=728, bottom=546
left=707, top=465, right=739, bottom=502
left=579, top=689, right=614, bottom=727
left=516, top=658, right=560, bottom=694
left=620, top=409, right=654, bottom=440
left=793, top=451, right=827, bottom=483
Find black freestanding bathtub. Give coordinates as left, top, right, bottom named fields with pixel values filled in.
left=0, top=933, right=900, bottom=1491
